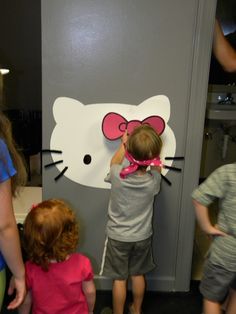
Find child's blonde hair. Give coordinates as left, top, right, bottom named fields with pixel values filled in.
left=126, top=124, right=162, bottom=161
left=23, top=199, right=79, bottom=271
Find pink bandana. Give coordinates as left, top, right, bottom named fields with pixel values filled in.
left=30, top=203, right=38, bottom=210
left=120, top=151, right=162, bottom=178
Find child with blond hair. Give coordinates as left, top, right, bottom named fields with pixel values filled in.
left=100, top=125, right=162, bottom=314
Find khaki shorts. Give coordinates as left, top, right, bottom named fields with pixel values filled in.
left=0, top=268, right=6, bottom=311
left=200, top=259, right=236, bottom=303
left=100, top=237, right=155, bottom=280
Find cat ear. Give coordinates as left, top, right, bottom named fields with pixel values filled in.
left=53, top=97, right=84, bottom=123
left=138, top=95, right=170, bottom=122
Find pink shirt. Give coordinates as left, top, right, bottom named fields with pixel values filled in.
left=26, top=253, right=94, bottom=314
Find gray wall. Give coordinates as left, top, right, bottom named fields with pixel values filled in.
left=42, top=0, right=216, bottom=291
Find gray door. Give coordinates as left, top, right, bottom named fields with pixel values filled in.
left=42, top=0, right=216, bottom=291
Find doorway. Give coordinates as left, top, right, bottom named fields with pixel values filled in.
left=191, top=0, right=236, bottom=280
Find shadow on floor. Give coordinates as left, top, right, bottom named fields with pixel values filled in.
left=2, top=281, right=202, bottom=314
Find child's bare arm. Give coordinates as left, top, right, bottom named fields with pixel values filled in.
left=82, top=280, right=96, bottom=313
left=18, top=291, right=32, bottom=314
left=192, top=199, right=226, bottom=236
left=213, top=19, right=236, bottom=72
left=110, top=143, right=125, bottom=166
left=110, top=131, right=127, bottom=166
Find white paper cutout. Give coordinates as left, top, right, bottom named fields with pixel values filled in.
left=50, top=95, right=176, bottom=188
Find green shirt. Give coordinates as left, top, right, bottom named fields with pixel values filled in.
left=192, top=163, right=236, bottom=271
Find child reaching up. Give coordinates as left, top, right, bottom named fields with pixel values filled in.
left=19, top=199, right=96, bottom=314
left=100, top=125, right=162, bottom=314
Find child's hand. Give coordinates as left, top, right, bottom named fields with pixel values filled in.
left=122, top=130, right=128, bottom=145
left=206, top=225, right=227, bottom=238
left=7, top=275, right=26, bottom=310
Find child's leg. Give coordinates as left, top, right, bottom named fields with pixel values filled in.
left=226, top=289, right=236, bottom=314
left=112, top=279, right=127, bottom=314
left=221, top=293, right=229, bottom=312
left=199, top=259, right=236, bottom=314
left=130, top=275, right=145, bottom=314
left=203, top=298, right=222, bottom=314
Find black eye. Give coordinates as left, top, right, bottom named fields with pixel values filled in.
left=83, top=155, right=92, bottom=165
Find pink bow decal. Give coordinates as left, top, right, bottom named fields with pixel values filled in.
left=102, top=112, right=165, bottom=140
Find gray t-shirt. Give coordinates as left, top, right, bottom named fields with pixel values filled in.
left=105, top=162, right=161, bottom=242
left=192, top=163, right=236, bottom=271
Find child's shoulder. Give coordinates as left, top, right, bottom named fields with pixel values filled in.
left=70, top=252, right=92, bottom=264
left=218, top=162, right=236, bottom=170
left=0, top=138, right=9, bottom=156
left=70, top=253, right=93, bottom=274
left=214, top=163, right=236, bottom=177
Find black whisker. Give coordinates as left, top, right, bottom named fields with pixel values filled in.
left=164, top=165, right=182, bottom=172
left=41, top=149, right=62, bottom=154
left=54, top=167, right=68, bottom=181
left=44, top=160, right=63, bottom=168
left=161, top=174, right=172, bottom=186
left=165, top=156, right=184, bottom=160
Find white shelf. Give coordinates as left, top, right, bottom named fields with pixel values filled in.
left=206, top=104, right=236, bottom=120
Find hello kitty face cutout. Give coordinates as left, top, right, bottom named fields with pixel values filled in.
left=48, top=95, right=177, bottom=189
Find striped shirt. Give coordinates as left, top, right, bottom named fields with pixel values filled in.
left=192, top=163, right=236, bottom=271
